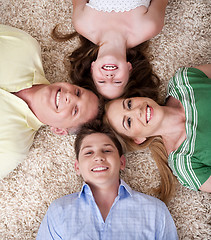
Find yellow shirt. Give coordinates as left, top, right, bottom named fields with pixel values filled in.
left=0, top=25, right=50, bottom=178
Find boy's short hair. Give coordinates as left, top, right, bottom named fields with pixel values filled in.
left=74, top=120, right=124, bottom=159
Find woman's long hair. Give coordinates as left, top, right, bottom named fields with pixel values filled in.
left=52, top=28, right=161, bottom=101
left=103, top=109, right=177, bottom=204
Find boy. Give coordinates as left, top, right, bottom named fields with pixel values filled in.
left=37, top=121, right=178, bottom=239
left=0, top=25, right=99, bottom=178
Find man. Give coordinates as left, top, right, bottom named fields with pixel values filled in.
left=0, top=24, right=99, bottom=178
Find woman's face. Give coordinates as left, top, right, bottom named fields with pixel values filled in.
left=91, top=57, right=132, bottom=99
left=105, top=97, right=164, bottom=143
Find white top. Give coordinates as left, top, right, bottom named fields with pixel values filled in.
left=86, top=0, right=151, bottom=12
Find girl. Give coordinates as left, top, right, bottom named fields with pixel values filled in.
left=53, top=0, right=167, bottom=100
left=104, top=64, right=211, bottom=194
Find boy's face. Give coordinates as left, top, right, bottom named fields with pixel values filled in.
left=31, top=82, right=99, bottom=132
left=75, top=133, right=125, bottom=187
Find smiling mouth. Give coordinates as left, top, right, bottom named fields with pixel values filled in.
left=146, top=105, right=151, bottom=123
left=56, top=89, right=61, bottom=108
left=91, top=166, right=109, bottom=172
left=102, top=64, right=118, bottom=71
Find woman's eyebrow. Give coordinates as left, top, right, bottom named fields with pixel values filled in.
left=122, top=99, right=126, bottom=109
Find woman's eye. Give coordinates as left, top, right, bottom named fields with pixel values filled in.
left=127, top=100, right=132, bottom=109
left=76, top=89, right=81, bottom=97
left=127, top=117, right=131, bottom=128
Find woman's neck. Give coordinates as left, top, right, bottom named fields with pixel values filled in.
left=161, top=97, right=187, bottom=154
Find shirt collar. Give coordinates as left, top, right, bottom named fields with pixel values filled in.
left=78, top=179, right=133, bottom=199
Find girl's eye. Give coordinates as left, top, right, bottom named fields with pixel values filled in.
left=127, top=117, right=131, bottom=128
left=76, top=89, right=81, bottom=97
left=127, top=100, right=132, bottom=109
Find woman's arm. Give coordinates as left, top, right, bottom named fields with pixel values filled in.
left=194, top=64, right=211, bottom=78
left=199, top=176, right=211, bottom=192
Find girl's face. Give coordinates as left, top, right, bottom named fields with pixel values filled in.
left=91, top=57, right=132, bottom=99
left=105, top=97, right=164, bottom=144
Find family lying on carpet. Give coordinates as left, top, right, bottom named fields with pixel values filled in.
left=0, top=0, right=210, bottom=238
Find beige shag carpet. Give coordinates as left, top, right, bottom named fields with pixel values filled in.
left=0, top=0, right=210, bottom=239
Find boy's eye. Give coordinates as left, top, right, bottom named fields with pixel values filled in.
left=103, top=149, right=112, bottom=153
left=85, top=151, right=92, bottom=155
left=127, top=117, right=131, bottom=128
left=127, top=100, right=132, bottom=109
left=98, top=81, right=105, bottom=84
left=76, top=89, right=81, bottom=97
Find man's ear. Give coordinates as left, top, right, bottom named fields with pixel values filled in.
left=50, top=127, right=68, bottom=136
left=74, top=159, right=81, bottom=176
left=120, top=155, right=126, bottom=170
left=134, top=137, right=146, bottom=145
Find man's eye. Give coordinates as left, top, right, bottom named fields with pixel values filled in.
left=76, top=89, right=81, bottom=97
left=74, top=106, right=78, bottom=116
left=127, top=100, right=132, bottom=109
left=127, top=117, right=131, bottom=128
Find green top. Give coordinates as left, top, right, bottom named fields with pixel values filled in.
left=167, top=67, right=211, bottom=190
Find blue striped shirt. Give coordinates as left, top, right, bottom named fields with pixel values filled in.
left=37, top=180, right=178, bottom=240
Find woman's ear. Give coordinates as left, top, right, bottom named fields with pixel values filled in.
left=134, top=137, right=146, bottom=145
left=120, top=155, right=126, bottom=170
left=74, top=159, right=81, bottom=176
left=91, top=61, right=95, bottom=72
left=127, top=62, right=132, bottom=71
left=50, top=127, right=68, bottom=136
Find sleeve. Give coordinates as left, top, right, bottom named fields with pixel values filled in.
left=36, top=203, right=63, bottom=240
left=157, top=203, right=178, bottom=240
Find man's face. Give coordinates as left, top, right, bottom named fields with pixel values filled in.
left=31, top=82, right=99, bottom=131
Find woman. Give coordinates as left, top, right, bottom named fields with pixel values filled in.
left=104, top=65, right=211, bottom=196
left=53, top=0, right=167, bottom=100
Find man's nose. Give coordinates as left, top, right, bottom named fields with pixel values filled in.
left=65, top=92, right=77, bottom=104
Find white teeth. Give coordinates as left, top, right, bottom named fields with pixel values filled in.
left=56, top=90, right=61, bottom=108
left=92, top=166, right=108, bottom=172
left=102, top=65, right=118, bottom=70
left=147, top=106, right=151, bottom=123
